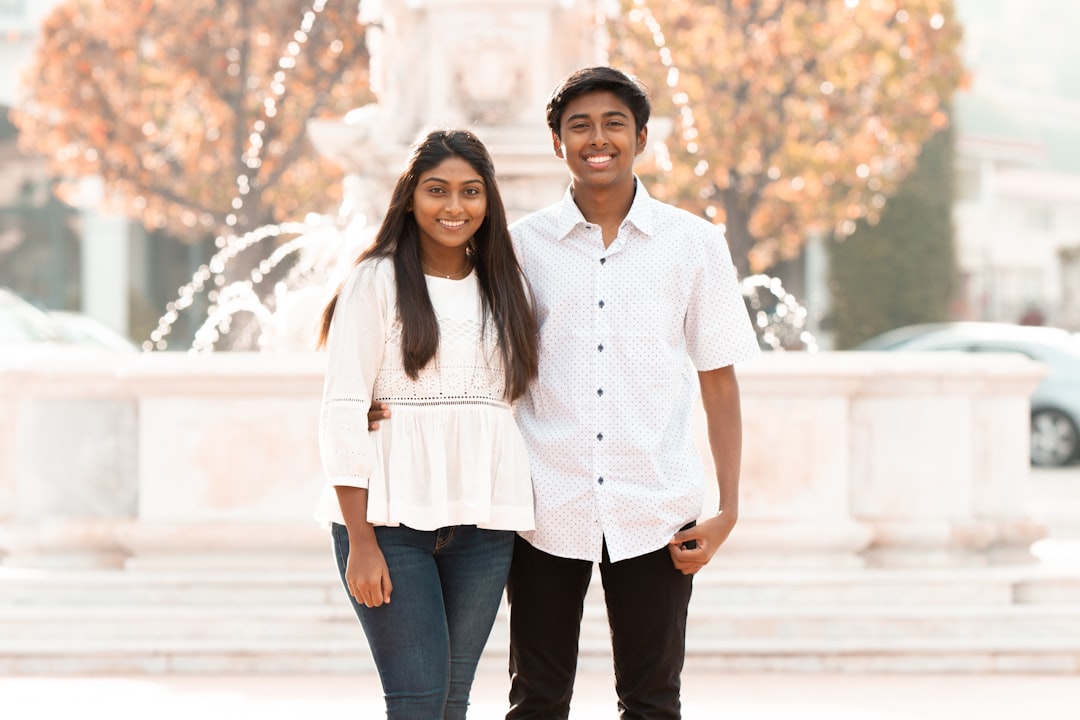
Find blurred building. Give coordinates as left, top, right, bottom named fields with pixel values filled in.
left=0, top=0, right=216, bottom=346
left=0, top=0, right=73, bottom=309
left=953, top=0, right=1080, bottom=330
left=1, top=0, right=134, bottom=336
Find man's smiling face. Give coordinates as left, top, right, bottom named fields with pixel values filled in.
left=554, top=90, right=647, bottom=192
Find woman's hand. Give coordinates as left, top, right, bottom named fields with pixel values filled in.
left=335, top=487, right=392, bottom=606
left=344, top=531, right=393, bottom=607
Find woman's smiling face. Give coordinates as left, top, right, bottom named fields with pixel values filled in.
left=412, top=156, right=487, bottom=259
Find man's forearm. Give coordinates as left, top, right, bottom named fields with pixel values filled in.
left=698, top=365, right=743, bottom=517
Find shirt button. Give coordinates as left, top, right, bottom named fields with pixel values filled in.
left=597, top=433, right=603, bottom=441
left=598, top=300, right=605, bottom=308
left=597, top=344, right=603, bottom=352
left=600, top=257, right=606, bottom=265
left=597, top=388, right=603, bottom=396
left=597, top=477, right=604, bottom=485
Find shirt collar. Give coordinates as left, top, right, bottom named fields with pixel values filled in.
left=554, top=176, right=655, bottom=241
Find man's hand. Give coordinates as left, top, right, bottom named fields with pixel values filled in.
left=667, top=511, right=737, bottom=575
left=367, top=401, right=391, bottom=431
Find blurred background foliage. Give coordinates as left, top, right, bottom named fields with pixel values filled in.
left=12, top=0, right=373, bottom=239
left=609, top=0, right=965, bottom=277
left=827, top=117, right=958, bottom=348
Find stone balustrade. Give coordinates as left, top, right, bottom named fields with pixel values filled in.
left=0, top=350, right=1047, bottom=571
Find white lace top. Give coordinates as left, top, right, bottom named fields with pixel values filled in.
left=314, top=256, right=535, bottom=531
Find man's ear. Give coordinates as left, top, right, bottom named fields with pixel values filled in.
left=635, top=125, right=648, bottom=156
left=552, top=131, right=564, bottom=159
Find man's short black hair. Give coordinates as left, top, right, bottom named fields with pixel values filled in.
left=546, top=66, right=651, bottom=137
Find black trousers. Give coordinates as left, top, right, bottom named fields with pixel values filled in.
left=505, top=535, right=693, bottom=720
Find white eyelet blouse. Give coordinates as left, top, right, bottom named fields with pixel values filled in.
left=314, top=256, right=535, bottom=532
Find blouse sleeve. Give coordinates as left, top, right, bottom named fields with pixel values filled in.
left=318, top=261, right=390, bottom=489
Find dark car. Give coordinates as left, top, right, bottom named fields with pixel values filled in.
left=852, top=322, right=1080, bottom=467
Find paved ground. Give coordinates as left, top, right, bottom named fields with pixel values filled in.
left=1029, top=462, right=1080, bottom=538
left=4, top=668, right=1080, bottom=719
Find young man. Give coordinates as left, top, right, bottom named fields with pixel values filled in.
left=504, top=66, right=760, bottom=719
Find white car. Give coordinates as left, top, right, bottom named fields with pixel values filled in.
left=0, top=287, right=140, bottom=355
left=853, top=322, right=1080, bottom=467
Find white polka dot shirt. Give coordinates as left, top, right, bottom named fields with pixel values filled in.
left=511, top=180, right=761, bottom=563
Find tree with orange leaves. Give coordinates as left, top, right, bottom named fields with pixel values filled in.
left=13, top=0, right=371, bottom=239
left=610, top=0, right=964, bottom=274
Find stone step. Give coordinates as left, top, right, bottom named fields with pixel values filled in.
left=8, top=643, right=1080, bottom=677
left=4, top=567, right=1080, bottom=606
left=689, top=568, right=1080, bottom=606
left=0, top=568, right=343, bottom=606
left=5, top=566, right=1080, bottom=674
left=3, top=602, right=1080, bottom=646
left=2, top=613, right=1080, bottom=677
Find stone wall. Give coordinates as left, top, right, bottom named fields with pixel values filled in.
left=0, top=351, right=1047, bottom=571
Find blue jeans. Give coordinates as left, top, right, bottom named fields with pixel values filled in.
left=332, top=522, right=514, bottom=720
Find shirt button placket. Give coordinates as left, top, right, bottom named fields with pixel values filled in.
left=595, top=257, right=608, bottom=491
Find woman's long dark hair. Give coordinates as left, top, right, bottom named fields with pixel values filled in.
left=317, top=129, right=538, bottom=401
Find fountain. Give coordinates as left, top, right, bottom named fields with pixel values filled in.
left=742, top=274, right=818, bottom=352
left=141, top=0, right=820, bottom=355
left=147, top=0, right=610, bottom=353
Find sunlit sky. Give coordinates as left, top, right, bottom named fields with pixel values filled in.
left=954, top=0, right=1080, bottom=171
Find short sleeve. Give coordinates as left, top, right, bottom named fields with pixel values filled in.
left=684, top=226, right=761, bottom=370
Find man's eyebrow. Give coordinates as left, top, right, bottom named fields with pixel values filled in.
left=566, top=109, right=631, bottom=122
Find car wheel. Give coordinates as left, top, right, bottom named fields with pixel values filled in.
left=1031, top=409, right=1080, bottom=467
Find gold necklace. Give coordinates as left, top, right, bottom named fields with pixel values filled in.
left=421, top=259, right=472, bottom=280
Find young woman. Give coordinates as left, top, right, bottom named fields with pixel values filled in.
left=314, top=129, right=539, bottom=720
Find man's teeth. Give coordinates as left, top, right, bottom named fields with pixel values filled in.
left=586, top=156, right=613, bottom=165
